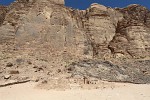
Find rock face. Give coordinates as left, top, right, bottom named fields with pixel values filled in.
left=1, top=1, right=150, bottom=60
left=0, top=1, right=150, bottom=83
left=0, top=6, right=7, bottom=26
left=109, top=5, right=150, bottom=58
left=67, top=59, right=150, bottom=84
left=16, top=0, right=64, bottom=5
left=83, top=3, right=122, bottom=58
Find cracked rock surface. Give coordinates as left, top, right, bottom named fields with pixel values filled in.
left=67, top=59, right=150, bottom=84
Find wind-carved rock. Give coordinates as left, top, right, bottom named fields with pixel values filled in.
left=109, top=5, right=150, bottom=58
left=83, top=3, right=121, bottom=58
left=0, top=1, right=150, bottom=62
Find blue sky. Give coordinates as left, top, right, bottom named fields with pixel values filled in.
left=0, top=0, right=15, bottom=5
left=0, top=0, right=150, bottom=10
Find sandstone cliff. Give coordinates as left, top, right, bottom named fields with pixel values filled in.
left=0, top=0, right=150, bottom=84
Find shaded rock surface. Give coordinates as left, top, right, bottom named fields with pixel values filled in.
left=0, top=6, right=7, bottom=26
left=67, top=59, right=150, bottom=84
left=109, top=5, right=150, bottom=58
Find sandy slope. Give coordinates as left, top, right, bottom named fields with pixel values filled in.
left=0, top=82, right=150, bottom=100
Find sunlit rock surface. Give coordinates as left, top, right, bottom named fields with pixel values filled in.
left=0, top=1, right=150, bottom=84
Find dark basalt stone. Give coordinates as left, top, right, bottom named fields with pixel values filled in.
left=68, top=59, right=150, bottom=84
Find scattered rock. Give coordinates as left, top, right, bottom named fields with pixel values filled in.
left=35, top=67, right=44, bottom=73
left=6, top=62, right=13, bottom=67
left=0, top=80, right=30, bottom=87
left=16, top=58, right=24, bottom=64
left=9, top=70, right=19, bottom=74
left=4, top=75, right=11, bottom=79
left=33, top=65, right=38, bottom=68
left=41, top=80, right=48, bottom=84
left=27, top=60, right=32, bottom=65
left=57, top=69, right=62, bottom=73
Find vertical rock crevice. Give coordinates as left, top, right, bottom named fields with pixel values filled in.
left=108, top=5, right=150, bottom=59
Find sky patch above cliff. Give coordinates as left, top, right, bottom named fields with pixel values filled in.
left=0, top=0, right=15, bottom=5
left=0, top=0, right=150, bottom=10
left=65, top=0, right=150, bottom=10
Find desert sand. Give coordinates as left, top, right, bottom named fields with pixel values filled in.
left=0, top=82, right=150, bottom=100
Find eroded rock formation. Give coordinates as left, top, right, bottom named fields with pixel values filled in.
left=109, top=5, right=150, bottom=58
left=1, top=1, right=150, bottom=59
